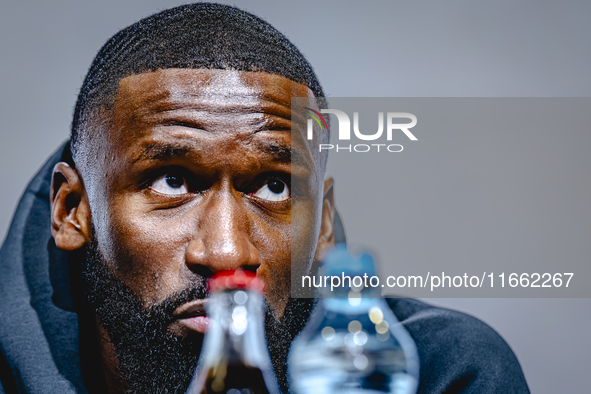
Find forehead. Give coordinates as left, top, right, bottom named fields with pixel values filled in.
left=116, top=68, right=315, bottom=114
left=107, top=69, right=320, bottom=172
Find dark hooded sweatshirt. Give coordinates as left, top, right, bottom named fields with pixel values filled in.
left=0, top=143, right=530, bottom=393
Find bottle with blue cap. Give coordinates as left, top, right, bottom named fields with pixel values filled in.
left=289, top=245, right=420, bottom=394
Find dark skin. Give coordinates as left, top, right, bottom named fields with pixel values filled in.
left=49, top=68, right=335, bottom=394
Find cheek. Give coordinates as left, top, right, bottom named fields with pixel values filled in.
left=251, top=214, right=291, bottom=282
left=99, top=195, right=194, bottom=304
left=258, top=197, right=322, bottom=313
left=242, top=211, right=292, bottom=317
left=291, top=188, right=323, bottom=268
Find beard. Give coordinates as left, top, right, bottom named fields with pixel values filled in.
left=80, top=235, right=316, bottom=394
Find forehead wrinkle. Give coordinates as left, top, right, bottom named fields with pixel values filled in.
left=142, top=95, right=294, bottom=119
left=136, top=113, right=292, bottom=136
left=116, top=91, right=296, bottom=133
left=118, top=98, right=295, bottom=136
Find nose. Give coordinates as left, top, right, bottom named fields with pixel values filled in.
left=185, top=190, right=260, bottom=277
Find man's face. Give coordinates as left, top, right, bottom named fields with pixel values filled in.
left=89, top=68, right=326, bottom=320
left=53, top=68, right=333, bottom=392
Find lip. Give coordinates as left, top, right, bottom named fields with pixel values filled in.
left=173, top=299, right=210, bottom=333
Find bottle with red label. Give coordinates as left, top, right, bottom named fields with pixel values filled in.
left=185, top=269, right=280, bottom=394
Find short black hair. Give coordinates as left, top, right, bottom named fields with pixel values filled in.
left=70, top=2, right=327, bottom=164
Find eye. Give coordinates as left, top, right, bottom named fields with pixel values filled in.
left=252, top=179, right=290, bottom=202
left=150, top=173, right=189, bottom=195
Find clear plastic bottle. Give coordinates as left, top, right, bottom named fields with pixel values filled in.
left=185, top=269, right=280, bottom=394
left=289, top=245, right=420, bottom=394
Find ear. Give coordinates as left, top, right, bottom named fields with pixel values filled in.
left=50, top=162, right=91, bottom=251
left=314, top=177, right=335, bottom=262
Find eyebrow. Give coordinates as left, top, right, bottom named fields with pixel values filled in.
left=254, top=140, right=312, bottom=172
left=131, top=142, right=197, bottom=163
left=131, top=140, right=313, bottom=172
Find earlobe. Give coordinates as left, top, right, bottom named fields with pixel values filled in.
left=50, top=162, right=91, bottom=251
left=314, top=177, right=335, bottom=263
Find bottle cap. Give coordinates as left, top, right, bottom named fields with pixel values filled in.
left=321, top=244, right=376, bottom=277
left=208, top=269, right=265, bottom=293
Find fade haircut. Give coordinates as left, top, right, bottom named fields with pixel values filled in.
left=70, top=2, right=328, bottom=169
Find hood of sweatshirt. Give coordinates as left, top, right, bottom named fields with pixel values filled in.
left=0, top=142, right=90, bottom=394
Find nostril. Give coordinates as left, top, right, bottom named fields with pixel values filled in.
left=188, top=264, right=215, bottom=279
left=240, top=264, right=259, bottom=274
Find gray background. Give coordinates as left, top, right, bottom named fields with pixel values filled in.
left=318, top=97, right=591, bottom=298
left=0, top=0, right=589, bottom=392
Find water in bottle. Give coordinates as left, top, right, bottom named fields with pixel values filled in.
left=289, top=245, right=420, bottom=394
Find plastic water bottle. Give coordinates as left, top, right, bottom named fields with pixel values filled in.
left=289, top=245, right=420, bottom=394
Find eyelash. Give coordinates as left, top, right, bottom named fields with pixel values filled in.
left=251, top=174, right=290, bottom=191
left=141, top=168, right=195, bottom=192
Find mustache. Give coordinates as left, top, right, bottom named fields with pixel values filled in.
left=147, top=284, right=209, bottom=324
